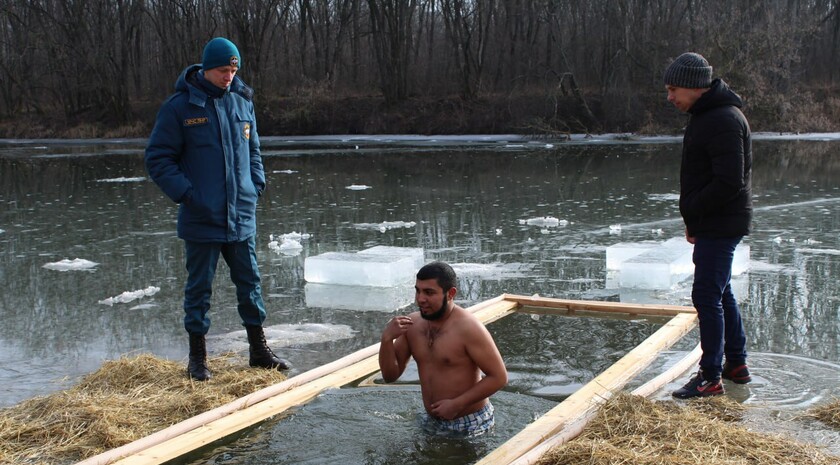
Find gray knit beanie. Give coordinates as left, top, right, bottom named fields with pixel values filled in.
left=663, top=52, right=713, bottom=88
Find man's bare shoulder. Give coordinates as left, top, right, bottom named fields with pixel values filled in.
left=402, top=311, right=425, bottom=337
left=449, top=306, right=486, bottom=332
left=447, top=305, right=471, bottom=319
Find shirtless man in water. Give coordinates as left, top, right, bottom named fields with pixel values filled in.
left=379, top=261, right=508, bottom=435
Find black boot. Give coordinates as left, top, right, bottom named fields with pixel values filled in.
left=187, top=333, right=212, bottom=381
left=245, top=325, right=290, bottom=371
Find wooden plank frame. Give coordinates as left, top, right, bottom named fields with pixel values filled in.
left=79, top=294, right=697, bottom=465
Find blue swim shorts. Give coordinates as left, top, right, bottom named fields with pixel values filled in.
left=420, top=402, right=495, bottom=437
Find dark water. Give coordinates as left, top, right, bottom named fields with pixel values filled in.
left=1, top=135, right=839, bottom=462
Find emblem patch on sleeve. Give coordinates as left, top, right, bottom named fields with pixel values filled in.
left=244, top=123, right=251, bottom=140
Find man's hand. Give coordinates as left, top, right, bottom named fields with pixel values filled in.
left=430, top=398, right=463, bottom=420
left=382, top=315, right=413, bottom=342
left=685, top=228, right=696, bottom=244
left=379, top=315, right=413, bottom=383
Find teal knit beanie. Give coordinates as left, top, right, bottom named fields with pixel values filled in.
left=202, top=37, right=241, bottom=70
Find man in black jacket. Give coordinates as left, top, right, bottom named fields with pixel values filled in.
left=664, top=52, right=753, bottom=399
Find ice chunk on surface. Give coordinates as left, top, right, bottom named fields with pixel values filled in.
left=304, top=252, right=416, bottom=287
left=619, top=245, right=694, bottom=289
left=733, top=244, right=750, bottom=275
left=608, top=238, right=750, bottom=290
left=208, top=323, right=355, bottom=351
left=605, top=242, right=658, bottom=270
left=99, top=286, right=160, bottom=306
left=42, top=258, right=98, bottom=271
left=305, top=283, right=414, bottom=311
left=357, top=246, right=425, bottom=269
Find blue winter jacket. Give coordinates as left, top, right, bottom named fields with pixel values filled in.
left=145, top=65, right=265, bottom=243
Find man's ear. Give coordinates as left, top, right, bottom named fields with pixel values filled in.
left=447, top=287, right=457, bottom=300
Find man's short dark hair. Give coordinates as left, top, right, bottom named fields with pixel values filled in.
left=416, top=261, right=456, bottom=291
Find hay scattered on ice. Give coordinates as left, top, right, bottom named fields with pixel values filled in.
left=0, top=353, right=286, bottom=465
left=536, top=393, right=840, bottom=465
left=811, top=398, right=840, bottom=429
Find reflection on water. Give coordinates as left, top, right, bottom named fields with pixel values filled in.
left=1, top=138, right=840, bottom=462
left=192, top=388, right=555, bottom=465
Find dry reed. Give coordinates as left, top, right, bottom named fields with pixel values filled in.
left=536, top=393, right=840, bottom=465
left=3, top=356, right=837, bottom=465
left=0, top=353, right=286, bottom=465
left=811, top=399, right=840, bottom=429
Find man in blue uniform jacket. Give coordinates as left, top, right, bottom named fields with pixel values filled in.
left=145, top=37, right=289, bottom=381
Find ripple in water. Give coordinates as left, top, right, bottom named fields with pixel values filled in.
left=197, top=387, right=557, bottom=465
left=656, top=352, right=840, bottom=455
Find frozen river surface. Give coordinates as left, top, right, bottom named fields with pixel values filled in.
left=1, top=134, right=839, bottom=462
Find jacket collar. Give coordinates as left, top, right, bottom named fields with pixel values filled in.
left=689, top=78, right=743, bottom=115
left=174, top=64, right=254, bottom=107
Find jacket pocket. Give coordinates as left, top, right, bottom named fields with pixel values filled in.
left=185, top=189, right=214, bottom=220
left=235, top=112, right=254, bottom=145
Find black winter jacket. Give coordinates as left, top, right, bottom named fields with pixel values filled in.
left=679, top=78, right=752, bottom=238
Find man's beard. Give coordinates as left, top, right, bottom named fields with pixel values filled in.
left=420, top=295, right=448, bottom=321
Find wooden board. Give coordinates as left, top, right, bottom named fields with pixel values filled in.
left=503, top=293, right=695, bottom=317
left=474, top=311, right=698, bottom=465
left=507, top=343, right=702, bottom=465
left=76, top=344, right=382, bottom=465
left=103, top=298, right=519, bottom=465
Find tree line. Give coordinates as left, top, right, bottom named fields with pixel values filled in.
left=1, top=0, right=838, bottom=135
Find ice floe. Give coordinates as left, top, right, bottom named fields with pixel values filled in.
left=98, top=286, right=160, bottom=306
left=42, top=258, right=98, bottom=271
left=95, top=177, right=146, bottom=183
left=269, top=238, right=303, bottom=255
left=647, top=193, right=680, bottom=201
left=268, top=232, right=310, bottom=256
left=208, top=323, right=356, bottom=350
left=353, top=221, right=416, bottom=232
left=519, top=216, right=568, bottom=228
left=450, top=262, right=535, bottom=279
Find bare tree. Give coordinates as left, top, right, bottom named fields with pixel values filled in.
left=440, top=0, right=494, bottom=100
left=222, top=0, right=293, bottom=91
left=0, top=0, right=838, bottom=132
left=366, top=0, right=419, bottom=104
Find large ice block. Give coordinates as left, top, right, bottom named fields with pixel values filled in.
left=618, top=244, right=694, bottom=289
left=662, top=236, right=691, bottom=250
left=358, top=246, right=425, bottom=269
left=605, top=242, right=659, bottom=270
left=305, top=282, right=414, bottom=311
left=608, top=237, right=750, bottom=291
left=304, top=252, right=416, bottom=287
left=732, top=244, right=750, bottom=275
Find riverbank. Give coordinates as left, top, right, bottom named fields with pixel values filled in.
left=2, top=89, right=838, bottom=139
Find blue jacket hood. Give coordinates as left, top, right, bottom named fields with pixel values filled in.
left=174, top=64, right=254, bottom=107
